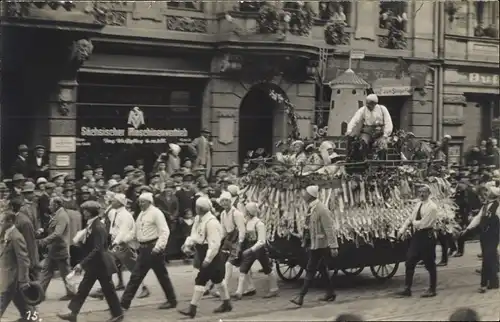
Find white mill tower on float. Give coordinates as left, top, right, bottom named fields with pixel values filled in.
left=327, top=68, right=369, bottom=137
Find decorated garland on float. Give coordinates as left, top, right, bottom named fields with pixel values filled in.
left=239, top=164, right=459, bottom=244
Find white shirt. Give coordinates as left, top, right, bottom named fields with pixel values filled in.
left=109, top=206, right=136, bottom=246
left=245, top=216, right=266, bottom=252
left=184, top=212, right=223, bottom=263
left=220, top=207, right=246, bottom=243
left=346, top=104, right=393, bottom=137
left=399, top=199, right=438, bottom=234
left=467, top=201, right=500, bottom=231
left=36, top=157, right=42, bottom=167
left=135, top=205, right=170, bottom=252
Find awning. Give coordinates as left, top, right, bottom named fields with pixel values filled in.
left=371, top=77, right=413, bottom=96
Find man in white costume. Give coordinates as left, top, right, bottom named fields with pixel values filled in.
left=346, top=94, right=393, bottom=160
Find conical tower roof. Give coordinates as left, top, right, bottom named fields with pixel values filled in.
left=329, top=68, right=369, bottom=88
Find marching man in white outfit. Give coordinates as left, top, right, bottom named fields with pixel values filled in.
left=346, top=94, right=393, bottom=160
left=179, top=197, right=232, bottom=318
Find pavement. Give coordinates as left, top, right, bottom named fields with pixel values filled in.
left=3, top=242, right=499, bottom=322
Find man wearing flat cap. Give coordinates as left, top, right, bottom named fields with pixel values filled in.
left=346, top=93, right=393, bottom=160
left=397, top=184, right=438, bottom=298
left=120, top=192, right=177, bottom=311
left=155, top=181, right=180, bottom=259
left=0, top=211, right=37, bottom=320
left=29, top=145, right=49, bottom=180
left=11, top=144, right=30, bottom=177
left=462, top=186, right=500, bottom=293
left=148, top=172, right=161, bottom=195
left=188, top=129, right=212, bottom=178
left=10, top=173, right=26, bottom=200
left=76, top=165, right=94, bottom=190
left=20, top=182, right=41, bottom=232
left=51, top=173, right=66, bottom=188
left=291, top=185, right=338, bottom=307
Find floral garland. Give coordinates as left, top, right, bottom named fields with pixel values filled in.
left=257, top=3, right=281, bottom=34
left=287, top=2, right=315, bottom=36
left=269, top=89, right=301, bottom=140
left=324, top=21, right=349, bottom=45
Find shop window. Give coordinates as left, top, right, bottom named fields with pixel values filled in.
left=238, top=1, right=264, bottom=12
left=379, top=1, right=408, bottom=32
left=474, top=1, right=499, bottom=38
left=167, top=1, right=202, bottom=11
left=318, top=1, right=351, bottom=25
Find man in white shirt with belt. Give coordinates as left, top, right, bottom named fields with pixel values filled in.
left=346, top=93, right=393, bottom=160
left=120, top=192, right=177, bottom=310
left=396, top=184, right=438, bottom=298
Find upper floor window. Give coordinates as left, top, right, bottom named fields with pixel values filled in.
left=474, top=1, right=499, bottom=38
left=379, top=1, right=408, bottom=32
left=238, top=1, right=264, bottom=12
left=167, top=1, right=202, bottom=11
left=318, top=1, right=351, bottom=25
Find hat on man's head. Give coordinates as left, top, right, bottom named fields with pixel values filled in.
left=111, top=174, right=121, bottom=181
left=215, top=168, right=227, bottom=176
left=83, top=165, right=93, bottom=171
left=80, top=185, right=90, bottom=194
left=217, top=191, right=232, bottom=203
left=80, top=200, right=101, bottom=211
left=112, top=193, right=128, bottom=207
left=22, top=182, right=36, bottom=193
left=34, top=145, right=45, bottom=150
left=0, top=182, right=8, bottom=191
left=36, top=177, right=48, bottom=186
left=107, top=179, right=120, bottom=190
left=366, top=94, right=379, bottom=103
left=149, top=172, right=160, bottom=180
left=305, top=185, right=319, bottom=198
left=196, top=197, right=212, bottom=210
left=171, top=171, right=183, bottom=179
left=227, top=184, right=239, bottom=196
left=201, top=128, right=210, bottom=134
left=94, top=165, right=103, bottom=170
left=20, top=281, right=45, bottom=306
left=165, top=180, right=175, bottom=189
left=51, top=173, right=67, bottom=181
left=138, top=192, right=154, bottom=203
left=12, top=173, right=25, bottom=182
left=123, top=165, right=135, bottom=174
left=18, top=144, right=29, bottom=152
left=198, top=180, right=209, bottom=189
left=183, top=173, right=194, bottom=182
left=64, top=175, right=75, bottom=182
left=45, top=182, right=56, bottom=190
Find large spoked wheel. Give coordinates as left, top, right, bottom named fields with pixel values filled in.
left=370, top=262, right=399, bottom=281
left=341, top=267, right=364, bottom=276
left=276, top=261, right=304, bottom=282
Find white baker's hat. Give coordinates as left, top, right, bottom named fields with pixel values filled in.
left=112, top=193, right=127, bottom=207
left=138, top=192, right=153, bottom=203
left=196, top=197, right=212, bottom=210
left=305, top=185, right=319, bottom=198
left=227, top=185, right=239, bottom=196
left=366, top=94, right=379, bottom=103
left=217, top=191, right=232, bottom=204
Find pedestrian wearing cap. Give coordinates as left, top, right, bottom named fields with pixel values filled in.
left=178, top=197, right=231, bottom=318
left=396, top=184, right=438, bottom=298
left=291, top=185, right=338, bottom=307
left=0, top=211, right=36, bottom=320
left=176, top=174, right=196, bottom=220
left=462, top=186, right=500, bottom=293
left=11, top=197, right=40, bottom=281
left=37, top=179, right=52, bottom=231
left=20, top=182, right=41, bottom=231
left=29, top=145, right=49, bottom=180
left=120, top=193, right=177, bottom=311
left=76, top=165, right=94, bottom=190
left=10, top=173, right=25, bottom=200
left=188, top=129, right=212, bottom=178
left=38, top=197, right=74, bottom=301
left=148, top=172, right=161, bottom=195
left=62, top=185, right=78, bottom=211
left=57, top=201, right=124, bottom=322
left=11, top=144, right=30, bottom=177
left=51, top=173, right=66, bottom=187
left=171, top=171, right=183, bottom=190
left=154, top=181, right=180, bottom=259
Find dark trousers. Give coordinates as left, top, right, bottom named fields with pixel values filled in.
left=70, top=246, right=83, bottom=267
left=300, top=248, right=335, bottom=297
left=39, top=257, right=72, bottom=295
left=0, top=283, right=31, bottom=319
left=68, top=269, right=123, bottom=318
left=120, top=242, right=177, bottom=309
left=437, top=231, right=454, bottom=263
left=405, top=229, right=437, bottom=291
left=480, top=242, right=499, bottom=288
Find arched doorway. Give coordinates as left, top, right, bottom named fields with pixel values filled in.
left=238, top=83, right=288, bottom=164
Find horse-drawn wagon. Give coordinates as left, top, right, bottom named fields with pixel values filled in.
left=240, top=157, right=456, bottom=283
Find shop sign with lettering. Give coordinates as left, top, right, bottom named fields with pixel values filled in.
left=468, top=73, right=499, bottom=86
left=372, top=86, right=413, bottom=96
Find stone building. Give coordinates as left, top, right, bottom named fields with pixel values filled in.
left=0, top=1, right=498, bottom=177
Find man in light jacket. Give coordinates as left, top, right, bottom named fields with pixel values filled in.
left=38, top=196, right=74, bottom=301
left=291, top=185, right=338, bottom=307
left=188, top=129, right=212, bottom=178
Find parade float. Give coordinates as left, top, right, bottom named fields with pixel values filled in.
left=239, top=87, right=458, bottom=282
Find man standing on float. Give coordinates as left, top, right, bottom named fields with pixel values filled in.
left=345, top=94, right=393, bottom=160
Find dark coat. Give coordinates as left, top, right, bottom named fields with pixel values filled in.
left=11, top=156, right=29, bottom=177
left=38, top=193, right=51, bottom=229
left=79, top=218, right=117, bottom=276
left=15, top=212, right=39, bottom=270
left=42, top=208, right=71, bottom=260
left=175, top=188, right=195, bottom=217
left=155, top=193, right=179, bottom=223
left=28, top=156, right=50, bottom=180
left=0, top=227, right=31, bottom=293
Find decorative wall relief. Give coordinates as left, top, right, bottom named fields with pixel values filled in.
left=57, top=82, right=76, bottom=116
left=88, top=1, right=128, bottom=26
left=217, top=112, right=236, bottom=145
left=166, top=16, right=207, bottom=33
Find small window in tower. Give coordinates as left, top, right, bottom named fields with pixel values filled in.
left=358, top=101, right=364, bottom=108
left=352, top=90, right=357, bottom=95
left=337, top=89, right=341, bottom=94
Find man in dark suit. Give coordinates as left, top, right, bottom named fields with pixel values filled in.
left=11, top=144, right=30, bottom=177
left=10, top=173, right=25, bottom=201
left=29, top=145, right=50, bottom=180
left=11, top=197, right=40, bottom=280
left=290, top=185, right=338, bottom=307
left=38, top=197, right=73, bottom=301
left=57, top=200, right=124, bottom=322
left=0, top=212, right=34, bottom=320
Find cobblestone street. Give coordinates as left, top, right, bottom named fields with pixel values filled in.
left=3, top=242, right=498, bottom=322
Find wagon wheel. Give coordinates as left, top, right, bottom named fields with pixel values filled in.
left=276, top=261, right=304, bottom=282
left=370, top=262, right=399, bottom=281
left=341, top=267, right=364, bottom=276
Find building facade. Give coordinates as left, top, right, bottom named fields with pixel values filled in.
left=0, top=1, right=497, bottom=177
